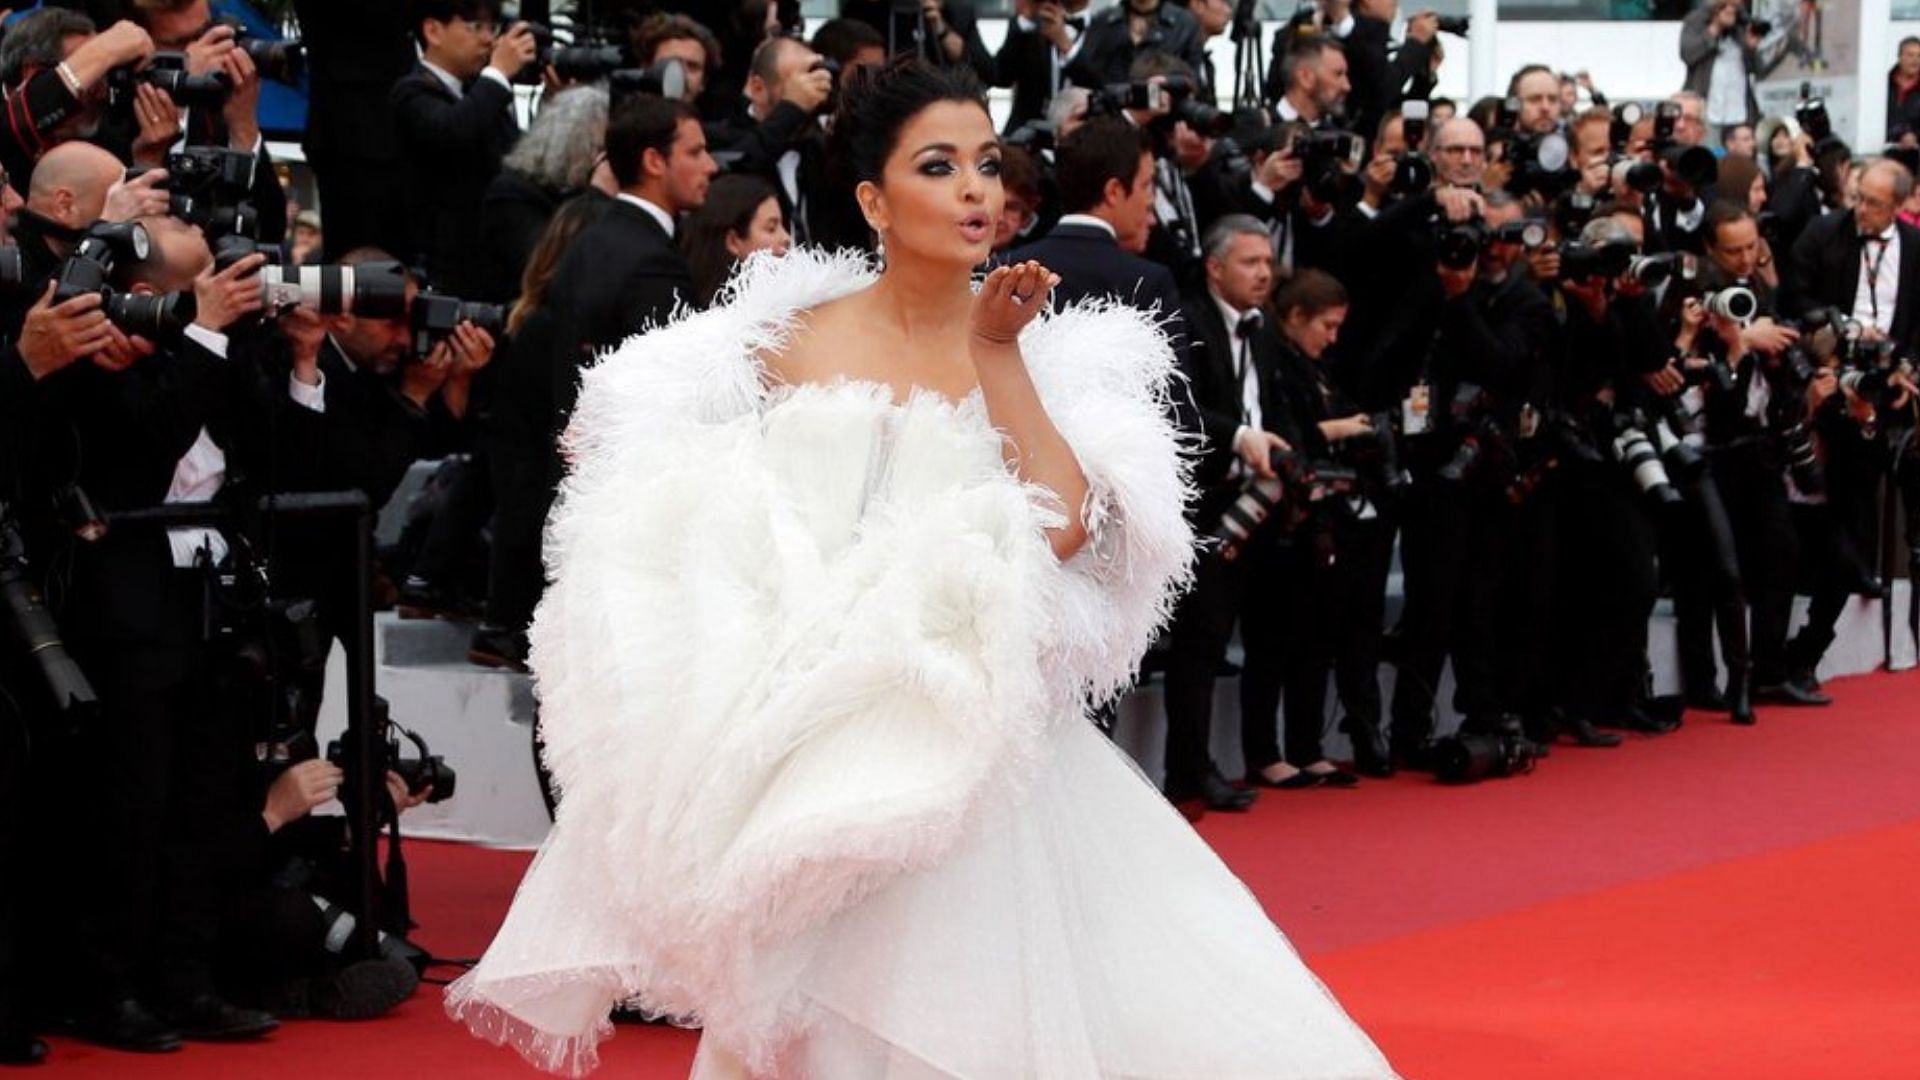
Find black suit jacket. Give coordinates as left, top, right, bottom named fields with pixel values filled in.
left=993, top=14, right=1082, bottom=134
left=479, top=169, right=566, bottom=304
left=546, top=199, right=693, bottom=448
left=1007, top=222, right=1185, bottom=342
left=1788, top=210, right=1920, bottom=357
left=844, top=0, right=996, bottom=84
left=1177, top=294, right=1297, bottom=525
left=1065, top=3, right=1209, bottom=91
left=390, top=63, right=521, bottom=296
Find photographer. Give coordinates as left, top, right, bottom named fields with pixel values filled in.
left=478, top=84, right=609, bottom=304
left=1065, top=0, right=1209, bottom=92
left=123, top=1, right=289, bottom=245
left=0, top=8, right=154, bottom=192
left=631, top=13, right=722, bottom=106
left=292, top=0, right=415, bottom=259
left=390, top=0, right=534, bottom=298
left=845, top=0, right=995, bottom=84
left=723, top=36, right=856, bottom=249
left=1680, top=0, right=1760, bottom=139
left=0, top=140, right=169, bottom=333
left=995, top=0, right=1094, bottom=135
left=1508, top=64, right=1563, bottom=139
left=1538, top=214, right=1665, bottom=740
left=1266, top=267, right=1401, bottom=779
left=1272, top=35, right=1350, bottom=128
left=1232, top=118, right=1366, bottom=280
left=1388, top=190, right=1559, bottom=758
left=1161, top=215, right=1300, bottom=814
left=27, top=211, right=310, bottom=1051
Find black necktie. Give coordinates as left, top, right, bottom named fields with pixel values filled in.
left=1236, top=312, right=1262, bottom=339
left=1065, top=15, right=1088, bottom=32
left=1234, top=312, right=1261, bottom=421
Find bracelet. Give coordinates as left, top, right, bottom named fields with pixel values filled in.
left=54, top=61, right=82, bottom=98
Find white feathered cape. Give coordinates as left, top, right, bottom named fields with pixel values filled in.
left=444, top=247, right=1200, bottom=1075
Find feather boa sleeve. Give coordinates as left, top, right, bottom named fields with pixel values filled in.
left=1017, top=299, right=1197, bottom=709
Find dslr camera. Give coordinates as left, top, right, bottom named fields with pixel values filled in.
left=1094, top=74, right=1232, bottom=137
left=53, top=221, right=197, bottom=341
left=107, top=52, right=232, bottom=112
left=409, top=291, right=507, bottom=359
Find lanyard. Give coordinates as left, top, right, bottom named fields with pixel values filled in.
left=1864, top=235, right=1892, bottom=323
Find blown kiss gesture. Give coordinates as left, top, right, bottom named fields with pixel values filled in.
left=971, top=259, right=1060, bottom=348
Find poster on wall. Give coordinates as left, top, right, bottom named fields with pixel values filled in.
left=1752, top=0, right=1860, bottom=145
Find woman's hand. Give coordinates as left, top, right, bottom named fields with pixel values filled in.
left=1320, top=413, right=1375, bottom=442
left=970, top=260, right=1058, bottom=349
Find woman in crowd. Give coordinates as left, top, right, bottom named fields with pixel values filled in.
left=478, top=85, right=611, bottom=304
left=469, top=193, right=613, bottom=672
left=1272, top=269, right=1396, bottom=784
left=448, top=58, right=1398, bottom=1080
left=680, top=173, right=791, bottom=308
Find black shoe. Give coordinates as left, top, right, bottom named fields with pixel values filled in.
left=1167, top=772, right=1257, bottom=811
left=1602, top=704, right=1681, bottom=734
left=467, top=624, right=529, bottom=672
left=1753, top=679, right=1832, bottom=707
left=1343, top=720, right=1396, bottom=778
left=277, top=958, right=420, bottom=1021
left=70, top=998, right=182, bottom=1053
left=1554, top=712, right=1624, bottom=748
left=159, top=994, right=278, bottom=1041
left=0, top=1029, right=47, bottom=1065
left=1303, top=764, right=1361, bottom=787
left=396, top=576, right=473, bottom=621
left=1248, top=767, right=1323, bottom=789
left=1727, top=678, right=1756, bottom=725
left=1683, top=689, right=1729, bottom=713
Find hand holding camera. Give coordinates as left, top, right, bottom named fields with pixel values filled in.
left=192, top=252, right=269, bottom=332
left=128, top=84, right=181, bottom=168
left=90, top=323, right=156, bottom=374
left=492, top=22, right=540, bottom=81
left=103, top=166, right=171, bottom=221
left=787, top=62, right=835, bottom=115
left=262, top=758, right=344, bottom=833
left=217, top=39, right=263, bottom=150
left=279, top=306, right=327, bottom=387
left=1235, top=428, right=1293, bottom=480
left=17, top=284, right=113, bottom=378
left=183, top=22, right=237, bottom=77
left=1406, top=10, right=1441, bottom=44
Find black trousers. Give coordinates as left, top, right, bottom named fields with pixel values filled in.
left=1666, top=456, right=1749, bottom=695
left=483, top=437, right=554, bottom=635
left=1160, top=544, right=1248, bottom=791
left=30, top=574, right=252, bottom=1009
left=0, top=689, right=25, bottom=1034
left=1783, top=499, right=1876, bottom=675
left=1265, top=513, right=1393, bottom=768
left=413, top=453, right=495, bottom=593
left=1554, top=463, right=1660, bottom=720
left=1710, top=444, right=1800, bottom=685
left=1393, top=479, right=1556, bottom=730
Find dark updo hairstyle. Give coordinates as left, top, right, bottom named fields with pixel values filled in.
left=1274, top=268, right=1350, bottom=323
left=826, top=55, right=991, bottom=191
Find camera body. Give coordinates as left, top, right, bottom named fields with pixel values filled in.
left=409, top=292, right=507, bottom=359
left=107, top=53, right=232, bottom=112
left=1796, top=83, right=1833, bottom=144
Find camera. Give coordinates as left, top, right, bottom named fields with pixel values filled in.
left=1608, top=101, right=1643, bottom=154
left=522, top=22, right=628, bottom=85
left=212, top=234, right=282, bottom=273
left=1703, top=286, right=1758, bottom=322
left=1558, top=237, right=1633, bottom=282
left=1491, top=219, right=1548, bottom=250
left=257, top=261, right=409, bottom=319
left=1625, top=251, right=1696, bottom=288
left=1433, top=729, right=1537, bottom=784
left=1505, top=131, right=1574, bottom=198
left=1392, top=100, right=1435, bottom=196
left=1210, top=445, right=1353, bottom=559
left=1612, top=415, right=1681, bottom=505
left=1661, top=143, right=1720, bottom=193
left=1435, top=218, right=1486, bottom=271
left=1611, top=155, right=1663, bottom=194
left=1652, top=100, right=1682, bottom=146
left=219, top=18, right=306, bottom=85
left=1436, top=15, right=1471, bottom=36
left=1296, top=128, right=1365, bottom=207
left=1796, top=82, right=1832, bottom=143
left=1095, top=74, right=1232, bottom=137
left=160, top=146, right=262, bottom=240
left=108, top=54, right=232, bottom=111
left=1554, top=190, right=1598, bottom=236
left=1437, top=384, right=1496, bottom=482
left=0, top=501, right=97, bottom=722
left=52, top=221, right=200, bottom=341
left=609, top=57, right=694, bottom=107
left=409, top=291, right=507, bottom=358
left=327, top=697, right=456, bottom=805
left=1006, top=119, right=1055, bottom=155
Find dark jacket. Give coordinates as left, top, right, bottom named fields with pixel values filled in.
left=390, top=62, right=521, bottom=297
left=1007, top=220, right=1185, bottom=344
left=1788, top=209, right=1920, bottom=358
left=478, top=170, right=567, bottom=305
left=1065, top=1, right=1209, bottom=91
left=546, top=198, right=692, bottom=453
left=1177, top=293, right=1298, bottom=526
left=844, top=0, right=996, bottom=84
left=1678, top=6, right=1758, bottom=127
left=993, top=14, right=1069, bottom=134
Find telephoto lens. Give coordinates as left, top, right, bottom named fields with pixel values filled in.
left=1703, top=286, right=1758, bottom=322
left=258, top=262, right=409, bottom=319
left=103, top=290, right=197, bottom=340
left=1612, top=424, right=1681, bottom=505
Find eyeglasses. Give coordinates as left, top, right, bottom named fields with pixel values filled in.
left=1436, top=145, right=1485, bottom=157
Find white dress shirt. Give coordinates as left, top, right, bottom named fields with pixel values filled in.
left=1214, top=290, right=1264, bottom=478
left=1056, top=213, right=1117, bottom=239
left=1852, top=224, right=1900, bottom=336
left=164, top=326, right=327, bottom=568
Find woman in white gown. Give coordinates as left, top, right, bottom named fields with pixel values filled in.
left=447, top=58, right=1399, bottom=1080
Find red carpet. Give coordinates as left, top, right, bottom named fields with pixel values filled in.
left=33, top=672, right=1920, bottom=1078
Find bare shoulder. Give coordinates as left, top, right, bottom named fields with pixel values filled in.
left=757, top=292, right=869, bottom=389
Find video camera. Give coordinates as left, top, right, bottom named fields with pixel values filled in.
left=52, top=221, right=197, bottom=341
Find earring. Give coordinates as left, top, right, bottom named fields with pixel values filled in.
left=874, top=232, right=887, bottom=268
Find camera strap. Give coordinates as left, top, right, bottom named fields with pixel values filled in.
left=1862, top=233, right=1893, bottom=326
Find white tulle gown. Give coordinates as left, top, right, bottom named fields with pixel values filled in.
left=446, top=249, right=1399, bottom=1080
